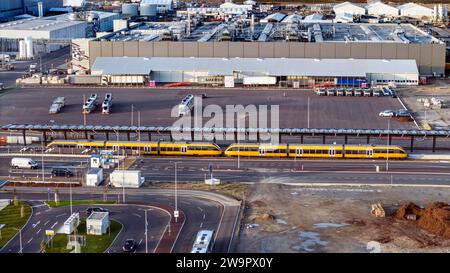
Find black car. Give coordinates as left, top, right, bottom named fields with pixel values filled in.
left=122, top=239, right=137, bottom=252
left=391, top=89, right=398, bottom=98
left=51, top=168, right=73, bottom=178
left=86, top=207, right=109, bottom=216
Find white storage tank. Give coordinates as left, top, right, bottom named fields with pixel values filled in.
left=86, top=168, right=104, bottom=187
left=19, top=40, right=27, bottom=59
left=140, top=4, right=157, bottom=17
left=24, top=36, right=33, bottom=59
left=122, top=3, right=139, bottom=16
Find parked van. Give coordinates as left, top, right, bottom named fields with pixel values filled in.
left=10, top=158, right=38, bottom=169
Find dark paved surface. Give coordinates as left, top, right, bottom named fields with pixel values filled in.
left=0, top=188, right=236, bottom=253
left=0, top=202, right=170, bottom=253
left=0, top=87, right=414, bottom=129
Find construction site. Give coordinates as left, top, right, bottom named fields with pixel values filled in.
left=237, top=183, right=450, bottom=253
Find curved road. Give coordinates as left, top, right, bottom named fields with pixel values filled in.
left=0, top=188, right=241, bottom=253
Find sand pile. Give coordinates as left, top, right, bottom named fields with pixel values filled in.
left=395, top=202, right=450, bottom=238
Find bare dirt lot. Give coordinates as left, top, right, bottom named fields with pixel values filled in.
left=236, top=183, right=450, bottom=253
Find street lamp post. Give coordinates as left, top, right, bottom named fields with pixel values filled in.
left=386, top=119, right=390, bottom=172
left=145, top=209, right=148, bottom=253
left=307, top=96, right=310, bottom=128
left=172, top=161, right=181, bottom=222
left=13, top=227, right=23, bottom=253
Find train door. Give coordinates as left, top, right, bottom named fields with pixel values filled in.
left=295, top=148, right=303, bottom=157
left=328, top=148, right=336, bottom=157
left=181, top=146, right=188, bottom=154
left=144, top=146, right=151, bottom=154
left=366, top=148, right=373, bottom=158
left=259, top=147, right=266, bottom=156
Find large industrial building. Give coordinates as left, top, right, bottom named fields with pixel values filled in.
left=0, top=0, right=63, bottom=21
left=71, top=21, right=445, bottom=76
left=90, top=56, right=420, bottom=87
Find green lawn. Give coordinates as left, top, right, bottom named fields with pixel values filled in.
left=45, top=219, right=122, bottom=253
left=0, top=201, right=32, bottom=248
left=46, top=200, right=116, bottom=208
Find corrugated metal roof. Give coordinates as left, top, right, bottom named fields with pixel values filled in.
left=91, top=57, right=419, bottom=77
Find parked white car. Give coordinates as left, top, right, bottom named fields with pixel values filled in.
left=379, top=110, right=395, bottom=117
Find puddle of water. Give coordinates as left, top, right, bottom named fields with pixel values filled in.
left=313, top=223, right=350, bottom=228
left=292, top=231, right=328, bottom=252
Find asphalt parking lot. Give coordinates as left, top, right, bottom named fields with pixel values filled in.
left=0, top=87, right=415, bottom=130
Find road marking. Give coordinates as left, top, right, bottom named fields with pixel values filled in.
left=132, top=213, right=142, bottom=218
left=36, top=228, right=42, bottom=235
left=31, top=204, right=46, bottom=208
left=55, top=213, right=66, bottom=218
left=50, top=222, right=58, bottom=229
left=27, top=238, right=33, bottom=244
left=200, top=222, right=203, bottom=228
left=138, top=239, right=143, bottom=246
left=203, top=214, right=206, bottom=220
left=32, top=221, right=41, bottom=229
left=44, top=220, right=50, bottom=226
left=35, top=212, right=41, bottom=216
left=197, top=206, right=203, bottom=212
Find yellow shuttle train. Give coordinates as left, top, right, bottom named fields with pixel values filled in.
left=46, top=140, right=408, bottom=159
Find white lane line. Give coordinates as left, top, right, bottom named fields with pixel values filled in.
left=197, top=207, right=203, bottom=212
left=31, top=204, right=46, bottom=208
left=132, top=213, right=142, bottom=218
left=44, top=220, right=50, bottom=226
left=138, top=239, right=143, bottom=246
left=200, top=222, right=203, bottom=228
left=35, top=212, right=41, bottom=216
left=55, top=213, right=66, bottom=218
left=32, top=221, right=41, bottom=229
left=203, top=214, right=206, bottom=220
left=27, top=238, right=33, bottom=244
left=36, top=228, right=42, bottom=235
left=50, top=222, right=58, bottom=229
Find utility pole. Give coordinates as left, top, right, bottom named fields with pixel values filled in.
left=307, top=96, right=310, bottom=128
left=145, top=209, right=148, bottom=253
left=131, top=104, right=134, bottom=126
left=83, top=94, right=86, bottom=126
left=386, top=118, right=390, bottom=172
left=172, top=161, right=181, bottom=223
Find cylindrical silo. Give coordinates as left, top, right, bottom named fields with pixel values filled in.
left=122, top=3, right=139, bottom=16
left=140, top=4, right=157, bottom=17
left=19, top=40, right=27, bottom=59
left=25, top=36, right=33, bottom=59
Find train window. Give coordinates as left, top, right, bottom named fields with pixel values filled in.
left=295, top=148, right=303, bottom=156
left=181, top=146, right=187, bottom=153
left=112, top=145, right=119, bottom=151
left=366, top=149, right=373, bottom=157
left=259, top=147, right=265, bottom=156
left=328, top=148, right=336, bottom=157
left=144, top=146, right=151, bottom=152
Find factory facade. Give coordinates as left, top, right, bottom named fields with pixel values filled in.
left=77, top=40, right=445, bottom=76
left=90, top=56, right=420, bottom=87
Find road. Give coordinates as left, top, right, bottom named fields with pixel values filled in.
left=0, top=187, right=241, bottom=253
left=124, top=157, right=450, bottom=185
left=0, top=47, right=70, bottom=88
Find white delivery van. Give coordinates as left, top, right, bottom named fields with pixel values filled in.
left=10, top=157, right=38, bottom=169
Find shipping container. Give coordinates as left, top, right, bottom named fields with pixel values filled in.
left=243, top=76, right=277, bottom=85
left=68, top=75, right=102, bottom=85
left=86, top=168, right=104, bottom=187
left=110, top=170, right=145, bottom=188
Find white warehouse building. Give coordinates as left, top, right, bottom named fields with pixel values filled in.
left=366, top=2, right=399, bottom=16
left=141, top=0, right=172, bottom=13
left=333, top=2, right=365, bottom=16
left=0, top=17, right=86, bottom=39
left=91, top=57, right=420, bottom=86
left=398, top=2, right=434, bottom=19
